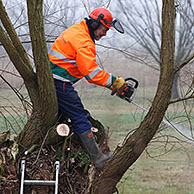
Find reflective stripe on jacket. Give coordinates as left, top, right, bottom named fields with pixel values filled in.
left=48, top=19, right=115, bottom=87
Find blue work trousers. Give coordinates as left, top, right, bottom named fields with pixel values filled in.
left=54, top=79, right=92, bottom=135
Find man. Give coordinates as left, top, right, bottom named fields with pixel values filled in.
left=48, top=8, right=125, bottom=169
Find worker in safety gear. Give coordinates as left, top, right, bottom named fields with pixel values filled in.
left=48, top=8, right=125, bottom=169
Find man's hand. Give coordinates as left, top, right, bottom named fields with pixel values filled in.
left=112, top=77, right=126, bottom=91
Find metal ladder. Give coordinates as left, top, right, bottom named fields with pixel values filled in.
left=20, top=160, right=60, bottom=194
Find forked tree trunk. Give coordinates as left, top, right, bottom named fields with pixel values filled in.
left=16, top=110, right=58, bottom=151
left=92, top=0, right=175, bottom=193
left=16, top=0, right=58, bottom=151
left=0, top=0, right=58, bottom=151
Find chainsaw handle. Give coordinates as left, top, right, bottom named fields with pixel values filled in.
left=124, top=77, right=139, bottom=89
left=111, top=88, right=117, bottom=95
left=111, top=77, right=139, bottom=96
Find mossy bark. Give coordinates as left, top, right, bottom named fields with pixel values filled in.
left=92, top=0, right=175, bottom=193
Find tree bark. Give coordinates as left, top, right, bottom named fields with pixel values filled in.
left=0, top=0, right=39, bottom=105
left=0, top=0, right=58, bottom=151
left=93, top=0, right=175, bottom=193
left=16, top=0, right=58, bottom=151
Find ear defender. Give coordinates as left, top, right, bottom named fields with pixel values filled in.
left=90, top=14, right=104, bottom=30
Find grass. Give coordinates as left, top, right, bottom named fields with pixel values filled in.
left=1, top=86, right=194, bottom=194
left=0, top=114, right=26, bottom=134
left=78, top=86, right=194, bottom=194
left=116, top=144, right=194, bottom=194
left=0, top=88, right=28, bottom=135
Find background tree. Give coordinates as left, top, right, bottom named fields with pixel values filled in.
left=115, top=0, right=194, bottom=99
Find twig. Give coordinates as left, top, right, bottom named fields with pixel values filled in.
left=32, top=127, right=52, bottom=165
left=61, top=132, right=74, bottom=162
left=96, top=43, right=160, bottom=71
left=24, top=144, right=38, bottom=155
left=175, top=53, right=194, bottom=73
left=0, top=69, right=21, bottom=78
left=84, top=166, right=96, bottom=194
left=169, top=94, right=194, bottom=104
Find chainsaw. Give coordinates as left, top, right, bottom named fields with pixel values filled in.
left=111, top=77, right=139, bottom=102
left=112, top=77, right=183, bottom=134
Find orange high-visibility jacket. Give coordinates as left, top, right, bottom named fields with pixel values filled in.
left=48, top=19, right=115, bottom=87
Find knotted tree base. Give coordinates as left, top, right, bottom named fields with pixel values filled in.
left=0, top=117, right=111, bottom=194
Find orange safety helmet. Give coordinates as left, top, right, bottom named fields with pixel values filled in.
left=89, top=8, right=124, bottom=34
left=89, top=8, right=113, bottom=29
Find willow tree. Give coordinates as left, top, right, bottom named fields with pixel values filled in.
left=92, top=0, right=176, bottom=193
left=0, top=0, right=194, bottom=193
left=0, top=0, right=58, bottom=150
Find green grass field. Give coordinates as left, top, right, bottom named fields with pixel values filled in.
left=79, top=86, right=194, bottom=194
left=1, top=86, right=194, bottom=194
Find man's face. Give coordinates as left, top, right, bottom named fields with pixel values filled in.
left=94, top=24, right=109, bottom=41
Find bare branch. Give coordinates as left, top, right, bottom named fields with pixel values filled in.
left=0, top=0, right=32, bottom=69
left=0, top=74, right=32, bottom=110
left=0, top=69, right=21, bottom=78
left=169, top=94, right=194, bottom=104
left=96, top=43, right=160, bottom=71
left=0, top=25, right=35, bottom=81
left=175, top=53, right=194, bottom=73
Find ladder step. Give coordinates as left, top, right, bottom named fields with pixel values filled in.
left=24, top=180, right=56, bottom=186
left=20, top=160, right=60, bottom=194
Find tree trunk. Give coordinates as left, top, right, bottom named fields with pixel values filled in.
left=0, top=0, right=58, bottom=151
left=15, top=0, right=58, bottom=151
left=92, top=0, right=175, bottom=193
left=16, top=110, right=58, bottom=151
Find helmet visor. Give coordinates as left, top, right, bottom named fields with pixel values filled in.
left=102, top=18, right=124, bottom=34
left=112, top=20, right=124, bottom=34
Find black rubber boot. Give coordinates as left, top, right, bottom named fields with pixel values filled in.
left=78, top=129, right=113, bottom=169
